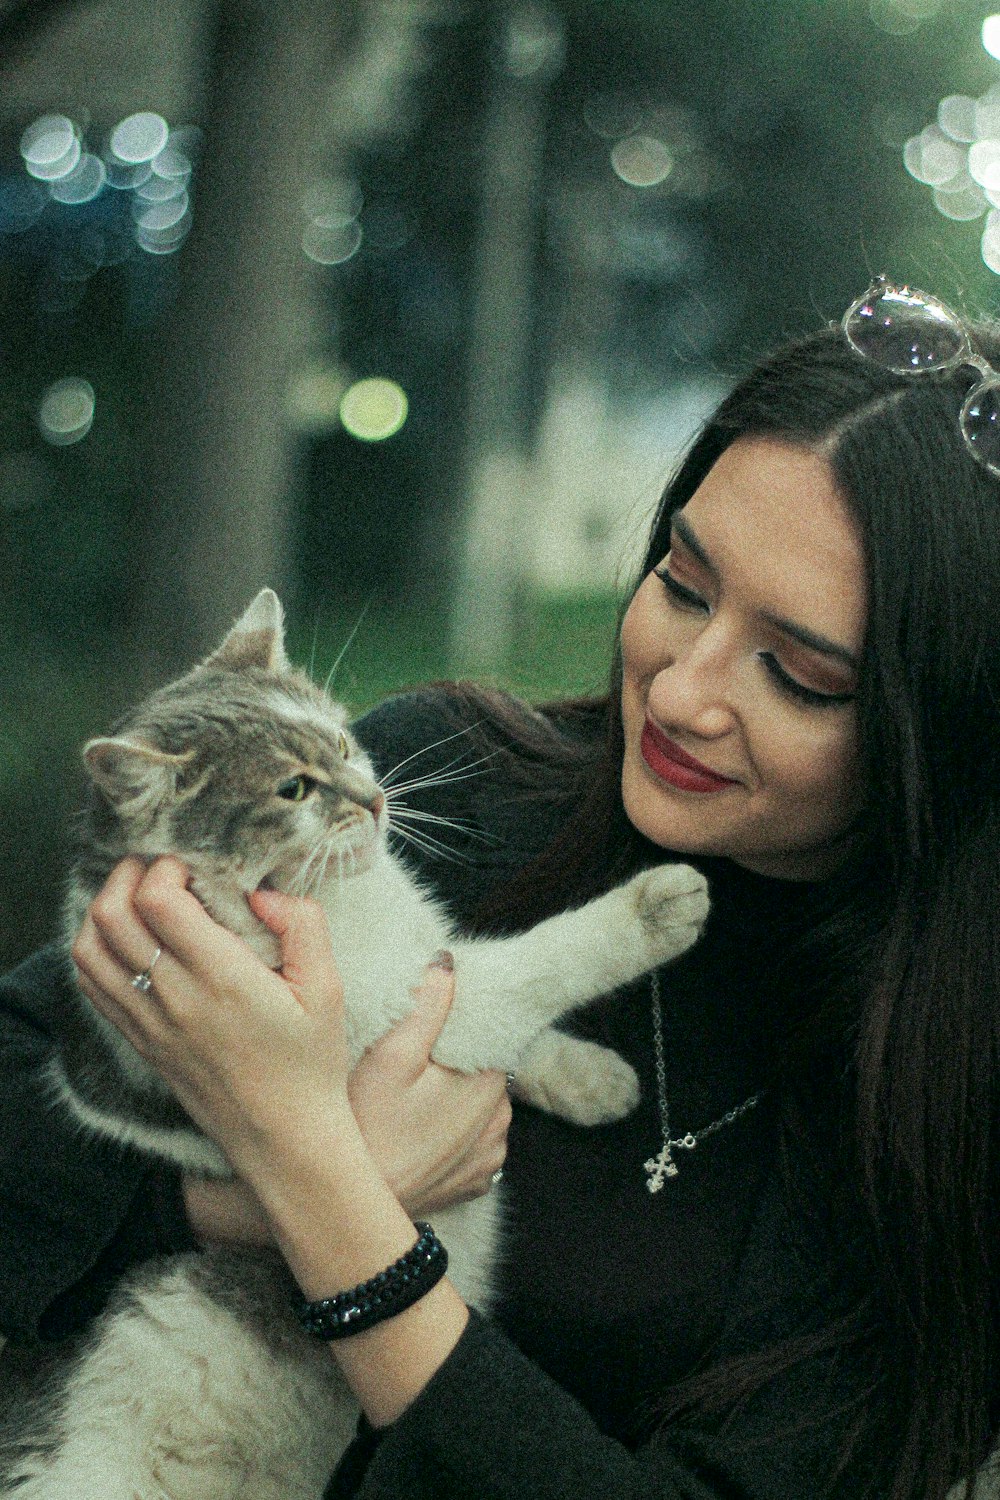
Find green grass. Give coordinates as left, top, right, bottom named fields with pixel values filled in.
left=288, top=590, right=621, bottom=713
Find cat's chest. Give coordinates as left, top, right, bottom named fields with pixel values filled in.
left=318, top=856, right=454, bottom=1051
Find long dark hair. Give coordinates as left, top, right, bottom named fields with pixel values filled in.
left=445, top=324, right=1000, bottom=1499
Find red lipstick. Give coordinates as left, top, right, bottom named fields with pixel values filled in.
left=640, top=718, right=737, bottom=794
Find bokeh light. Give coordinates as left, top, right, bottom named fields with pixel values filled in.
left=900, top=77, right=1000, bottom=273
left=903, top=124, right=965, bottom=185
left=37, top=378, right=95, bottom=446
left=303, top=219, right=363, bottom=265
left=286, top=361, right=350, bottom=434
left=938, top=95, right=977, bottom=144
left=11, top=108, right=197, bottom=264
left=339, top=378, right=409, bottom=441
left=302, top=179, right=363, bottom=265
left=610, top=135, right=673, bottom=188
left=49, top=155, right=107, bottom=206
left=20, top=116, right=81, bottom=182
left=983, top=15, right=1000, bottom=60
left=583, top=94, right=644, bottom=140
left=109, top=112, right=169, bottom=165
left=983, top=210, right=1000, bottom=274
left=869, top=0, right=942, bottom=34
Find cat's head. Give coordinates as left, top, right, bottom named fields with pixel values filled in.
left=79, top=590, right=385, bottom=965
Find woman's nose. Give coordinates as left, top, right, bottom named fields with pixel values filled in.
left=647, top=633, right=737, bottom=737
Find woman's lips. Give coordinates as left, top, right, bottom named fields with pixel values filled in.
left=640, top=718, right=737, bottom=794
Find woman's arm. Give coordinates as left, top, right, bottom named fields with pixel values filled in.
left=0, top=948, right=198, bottom=1341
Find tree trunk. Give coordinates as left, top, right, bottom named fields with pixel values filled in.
left=129, top=0, right=360, bottom=680
left=447, top=1, right=562, bottom=677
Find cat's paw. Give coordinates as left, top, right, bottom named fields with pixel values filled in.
left=631, top=863, right=710, bottom=965
left=513, top=1030, right=640, bottom=1126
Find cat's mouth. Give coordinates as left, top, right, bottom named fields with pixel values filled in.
left=256, top=836, right=377, bottom=896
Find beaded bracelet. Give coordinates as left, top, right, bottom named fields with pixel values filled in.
left=292, top=1223, right=448, bottom=1341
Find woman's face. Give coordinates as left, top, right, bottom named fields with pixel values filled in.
left=620, top=436, right=867, bottom=880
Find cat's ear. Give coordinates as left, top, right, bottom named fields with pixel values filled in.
left=83, top=737, right=194, bottom=810
left=202, top=589, right=289, bottom=674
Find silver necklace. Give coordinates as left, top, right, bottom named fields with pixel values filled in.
left=643, top=971, right=761, bottom=1193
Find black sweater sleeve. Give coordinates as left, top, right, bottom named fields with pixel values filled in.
left=329, top=1309, right=875, bottom=1500
left=0, top=948, right=196, bottom=1343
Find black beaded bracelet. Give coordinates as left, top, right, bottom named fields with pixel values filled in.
left=292, top=1223, right=448, bottom=1341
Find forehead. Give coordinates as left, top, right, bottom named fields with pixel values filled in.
left=675, top=436, right=866, bottom=653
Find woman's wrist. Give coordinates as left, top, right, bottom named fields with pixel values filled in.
left=181, top=1174, right=275, bottom=1247
left=243, top=1108, right=419, bottom=1298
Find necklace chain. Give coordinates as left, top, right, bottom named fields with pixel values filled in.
left=644, top=971, right=761, bottom=1193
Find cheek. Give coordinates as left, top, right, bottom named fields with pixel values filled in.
left=762, top=716, right=861, bottom=817
left=620, top=585, right=663, bottom=689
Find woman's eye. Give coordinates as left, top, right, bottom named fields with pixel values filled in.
left=276, top=774, right=315, bottom=802
left=757, top=653, right=855, bottom=710
left=337, top=731, right=349, bottom=759
left=655, top=565, right=709, bottom=612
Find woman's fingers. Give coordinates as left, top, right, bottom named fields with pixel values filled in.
left=73, top=963, right=152, bottom=1056
left=128, top=858, right=259, bottom=991
left=79, top=857, right=162, bottom=978
left=379, top=953, right=457, bottom=1080
left=246, top=886, right=344, bottom=1013
left=347, top=953, right=513, bottom=1215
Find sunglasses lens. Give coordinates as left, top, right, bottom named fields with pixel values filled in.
left=960, top=383, right=1000, bottom=476
left=843, top=285, right=967, bottom=374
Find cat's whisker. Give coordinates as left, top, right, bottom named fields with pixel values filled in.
left=388, top=805, right=496, bottom=845
left=307, top=607, right=323, bottom=683
left=381, top=759, right=495, bottom=799
left=322, top=601, right=372, bottom=697
left=377, top=725, right=484, bottom=788
left=295, top=837, right=327, bottom=897
left=388, top=822, right=470, bottom=865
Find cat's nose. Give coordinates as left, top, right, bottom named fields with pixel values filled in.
left=370, top=789, right=385, bottom=825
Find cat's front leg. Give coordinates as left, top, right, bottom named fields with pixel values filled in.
left=513, top=1030, right=641, bottom=1126
left=433, top=862, right=709, bottom=1073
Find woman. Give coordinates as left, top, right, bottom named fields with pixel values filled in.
left=3, top=282, right=1000, bottom=1499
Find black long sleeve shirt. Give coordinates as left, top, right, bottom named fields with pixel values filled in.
left=0, top=689, right=949, bottom=1497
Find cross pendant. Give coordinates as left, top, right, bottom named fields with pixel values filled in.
left=644, top=1145, right=679, bottom=1193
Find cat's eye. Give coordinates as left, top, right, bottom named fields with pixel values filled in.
left=276, top=774, right=316, bottom=803
left=338, top=731, right=349, bottom=759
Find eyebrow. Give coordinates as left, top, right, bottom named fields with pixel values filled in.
left=669, top=512, right=860, bottom=672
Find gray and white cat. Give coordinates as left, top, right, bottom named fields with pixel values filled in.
left=1, top=590, right=709, bottom=1500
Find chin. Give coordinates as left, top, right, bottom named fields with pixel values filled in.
left=621, top=758, right=717, bottom=853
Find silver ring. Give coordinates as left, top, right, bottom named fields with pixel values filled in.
left=131, top=947, right=162, bottom=993
left=490, top=1168, right=504, bottom=1187
left=504, top=1072, right=516, bottom=1094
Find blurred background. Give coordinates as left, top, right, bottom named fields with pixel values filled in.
left=1, top=0, right=998, bottom=965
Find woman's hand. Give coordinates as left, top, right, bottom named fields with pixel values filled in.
left=73, top=857, right=511, bottom=1228
left=348, top=958, right=511, bottom=1216
left=72, top=855, right=354, bottom=1186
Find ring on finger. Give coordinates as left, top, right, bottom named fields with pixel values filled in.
left=131, top=946, right=162, bottom=994
left=490, top=1168, right=504, bottom=1187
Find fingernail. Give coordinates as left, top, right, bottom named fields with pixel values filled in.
left=430, top=949, right=454, bottom=973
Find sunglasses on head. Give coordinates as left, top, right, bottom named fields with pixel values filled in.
left=842, top=277, right=1000, bottom=478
